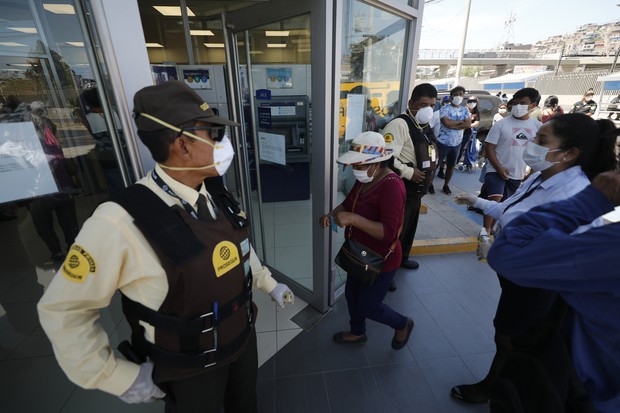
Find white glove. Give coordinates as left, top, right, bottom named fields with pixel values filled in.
left=269, top=283, right=294, bottom=308
left=454, top=193, right=478, bottom=206
left=476, top=236, right=493, bottom=262
left=119, top=361, right=165, bottom=404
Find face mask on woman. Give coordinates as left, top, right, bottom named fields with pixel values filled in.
left=522, top=141, right=563, bottom=172
left=415, top=106, right=434, bottom=124
left=467, top=102, right=477, bottom=109
left=451, top=96, right=463, bottom=106
left=353, top=165, right=376, bottom=183
left=498, top=108, right=507, bottom=115
left=512, top=104, right=530, bottom=118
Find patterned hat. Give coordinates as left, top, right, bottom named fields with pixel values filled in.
left=336, top=131, right=393, bottom=165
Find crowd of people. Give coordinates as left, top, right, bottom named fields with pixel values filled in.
left=5, top=78, right=613, bottom=413
left=324, top=83, right=620, bottom=413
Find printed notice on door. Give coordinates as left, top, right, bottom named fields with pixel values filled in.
left=0, top=122, right=58, bottom=203
left=258, top=132, right=286, bottom=166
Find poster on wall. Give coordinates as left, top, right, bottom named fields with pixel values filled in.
left=258, top=132, right=286, bottom=165
left=151, top=65, right=178, bottom=85
left=344, top=94, right=365, bottom=141
left=0, top=122, right=59, bottom=204
left=181, top=68, right=211, bottom=89
left=266, top=68, right=293, bottom=89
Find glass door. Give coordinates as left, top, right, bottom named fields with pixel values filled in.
left=235, top=14, right=315, bottom=293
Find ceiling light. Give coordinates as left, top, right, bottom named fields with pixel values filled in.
left=8, top=27, right=37, bottom=34
left=249, top=51, right=264, bottom=55
left=298, top=48, right=311, bottom=53
left=153, top=6, right=195, bottom=17
left=267, top=43, right=287, bottom=48
left=9, top=63, right=32, bottom=67
left=190, top=30, right=214, bottom=36
left=265, top=30, right=290, bottom=37
left=0, top=42, right=27, bottom=47
left=204, top=43, right=225, bottom=48
left=66, top=42, right=84, bottom=47
left=146, top=43, right=164, bottom=48
left=43, top=4, right=76, bottom=14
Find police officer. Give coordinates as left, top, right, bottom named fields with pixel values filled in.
left=382, top=83, right=438, bottom=280
left=38, top=81, right=293, bottom=412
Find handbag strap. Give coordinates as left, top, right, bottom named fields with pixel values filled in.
left=348, top=179, right=401, bottom=260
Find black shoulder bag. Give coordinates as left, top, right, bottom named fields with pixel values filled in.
left=334, top=183, right=400, bottom=286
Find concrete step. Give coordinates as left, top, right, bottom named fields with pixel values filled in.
left=410, top=236, right=478, bottom=255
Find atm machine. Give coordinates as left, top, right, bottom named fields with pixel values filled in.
left=254, top=95, right=311, bottom=202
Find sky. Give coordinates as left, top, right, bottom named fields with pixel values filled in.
left=419, top=0, right=620, bottom=50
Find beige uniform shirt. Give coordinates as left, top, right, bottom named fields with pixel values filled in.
left=38, top=165, right=277, bottom=396
left=383, top=112, right=417, bottom=181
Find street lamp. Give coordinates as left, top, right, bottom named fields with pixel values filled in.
left=454, top=0, right=472, bottom=87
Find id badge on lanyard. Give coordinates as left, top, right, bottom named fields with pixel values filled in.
left=429, top=145, right=436, bottom=162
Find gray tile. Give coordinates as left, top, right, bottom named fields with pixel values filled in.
left=460, top=352, right=494, bottom=383
left=274, top=373, right=329, bottom=413
left=273, top=330, right=323, bottom=377
left=372, top=362, right=439, bottom=413
left=0, top=356, right=75, bottom=413
left=6, top=326, right=54, bottom=359
left=324, top=368, right=385, bottom=413
left=418, top=292, right=495, bottom=355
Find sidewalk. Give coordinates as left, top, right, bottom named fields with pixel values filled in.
left=412, top=166, right=486, bottom=255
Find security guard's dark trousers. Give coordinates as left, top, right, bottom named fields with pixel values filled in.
left=164, top=328, right=258, bottom=413
left=400, top=182, right=422, bottom=259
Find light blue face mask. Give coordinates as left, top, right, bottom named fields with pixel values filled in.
left=522, top=141, right=563, bottom=172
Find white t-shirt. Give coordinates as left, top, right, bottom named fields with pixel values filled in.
left=431, top=110, right=441, bottom=138
left=485, top=115, right=541, bottom=180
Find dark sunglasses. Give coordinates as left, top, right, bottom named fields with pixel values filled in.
left=179, top=126, right=226, bottom=141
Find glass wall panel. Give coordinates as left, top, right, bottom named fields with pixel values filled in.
left=0, top=0, right=129, bottom=272
left=334, top=1, right=408, bottom=289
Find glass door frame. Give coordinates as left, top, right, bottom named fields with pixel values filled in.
left=224, top=0, right=333, bottom=312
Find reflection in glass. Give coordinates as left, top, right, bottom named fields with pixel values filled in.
left=0, top=0, right=128, bottom=271
left=334, top=1, right=409, bottom=289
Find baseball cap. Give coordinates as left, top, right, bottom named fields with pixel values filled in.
left=337, top=132, right=393, bottom=165
left=133, top=81, right=239, bottom=131
left=441, top=96, right=451, bottom=103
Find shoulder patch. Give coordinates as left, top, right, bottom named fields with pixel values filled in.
left=212, top=241, right=240, bottom=277
left=384, top=133, right=394, bottom=143
left=62, top=245, right=97, bottom=283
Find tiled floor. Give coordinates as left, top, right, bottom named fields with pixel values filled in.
left=0, top=250, right=500, bottom=413
left=256, top=252, right=501, bottom=413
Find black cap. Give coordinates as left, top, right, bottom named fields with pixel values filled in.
left=133, top=81, right=239, bottom=131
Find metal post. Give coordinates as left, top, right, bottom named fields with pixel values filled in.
left=454, top=0, right=472, bottom=87
left=554, top=43, right=565, bottom=76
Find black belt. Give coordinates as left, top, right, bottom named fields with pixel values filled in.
left=132, top=322, right=252, bottom=369
left=121, top=287, right=252, bottom=336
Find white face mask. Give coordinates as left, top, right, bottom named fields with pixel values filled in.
left=522, top=141, right=563, bottom=172
left=451, top=96, right=463, bottom=106
left=415, top=106, right=434, bottom=124
left=467, top=102, right=477, bottom=109
left=160, top=135, right=235, bottom=175
left=353, top=165, right=376, bottom=183
left=512, top=104, right=530, bottom=118
left=498, top=108, right=507, bottom=114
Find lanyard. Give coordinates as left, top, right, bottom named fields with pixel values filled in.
left=151, top=169, right=200, bottom=219
left=502, top=176, right=543, bottom=215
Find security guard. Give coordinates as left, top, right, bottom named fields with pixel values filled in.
left=38, top=81, right=293, bottom=412
left=382, top=83, right=438, bottom=276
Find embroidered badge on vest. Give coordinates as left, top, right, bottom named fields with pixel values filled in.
left=213, top=240, right=240, bottom=277
left=384, top=133, right=394, bottom=144
left=62, top=244, right=97, bottom=283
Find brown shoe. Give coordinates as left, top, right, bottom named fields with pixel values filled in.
left=391, top=318, right=414, bottom=350
left=333, top=332, right=368, bottom=344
